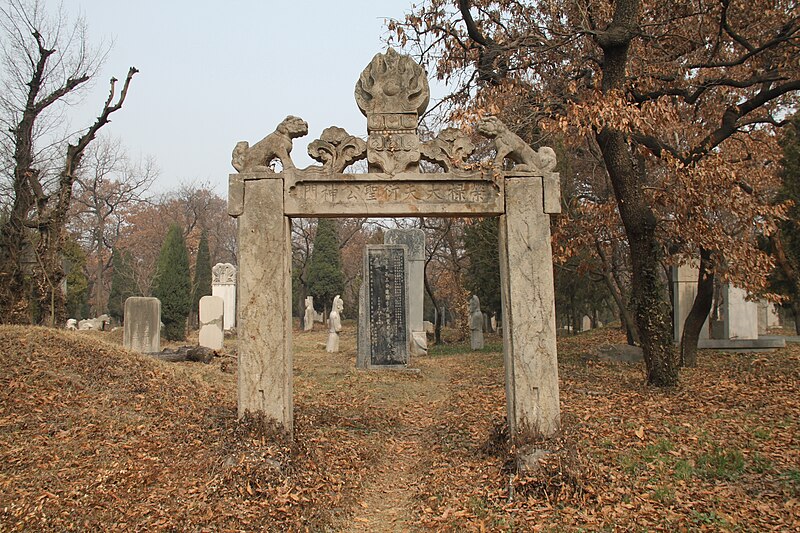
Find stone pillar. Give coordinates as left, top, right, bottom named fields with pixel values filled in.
left=235, top=177, right=293, bottom=432
left=199, top=295, right=224, bottom=350
left=212, top=263, right=237, bottom=330
left=723, top=285, right=759, bottom=340
left=385, top=228, right=427, bottom=355
left=123, top=297, right=160, bottom=353
left=672, top=263, right=710, bottom=342
left=499, top=176, right=559, bottom=439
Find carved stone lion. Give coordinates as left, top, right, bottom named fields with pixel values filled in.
left=231, top=115, right=309, bottom=172
left=477, top=116, right=557, bottom=174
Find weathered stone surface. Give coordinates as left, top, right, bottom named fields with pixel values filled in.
left=355, top=48, right=429, bottom=175
left=78, top=314, right=110, bottom=331
left=229, top=49, right=563, bottom=444
left=361, top=245, right=409, bottom=367
left=581, top=315, right=592, bottom=332
left=199, top=295, right=224, bottom=351
left=234, top=178, right=293, bottom=430
left=326, top=295, right=343, bottom=353
left=282, top=169, right=503, bottom=217
left=477, top=117, right=558, bottom=175
left=724, top=285, right=759, bottom=340
left=123, top=297, right=160, bottom=354
left=384, top=229, right=425, bottom=352
left=671, top=263, right=709, bottom=342
left=470, top=295, right=484, bottom=351
left=212, top=263, right=237, bottom=330
left=356, top=282, right=368, bottom=369
left=303, top=296, right=315, bottom=332
left=231, top=116, right=308, bottom=172
left=500, top=176, right=560, bottom=438
left=307, top=126, right=367, bottom=173
left=420, top=127, right=475, bottom=172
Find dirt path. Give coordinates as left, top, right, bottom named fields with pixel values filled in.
left=346, top=363, right=450, bottom=532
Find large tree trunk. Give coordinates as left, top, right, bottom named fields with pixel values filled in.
left=679, top=248, right=714, bottom=367
left=594, top=0, right=678, bottom=386
left=423, top=264, right=442, bottom=344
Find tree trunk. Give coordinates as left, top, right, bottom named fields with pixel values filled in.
left=679, top=249, right=714, bottom=367
left=594, top=0, right=678, bottom=386
left=596, top=240, right=640, bottom=344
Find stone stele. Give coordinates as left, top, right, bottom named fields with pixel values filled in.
left=212, top=262, right=237, bottom=330
left=123, top=297, right=160, bottom=354
left=228, top=48, right=561, bottom=442
left=199, top=295, right=224, bottom=351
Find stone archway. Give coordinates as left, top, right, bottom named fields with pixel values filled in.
left=228, top=49, right=561, bottom=441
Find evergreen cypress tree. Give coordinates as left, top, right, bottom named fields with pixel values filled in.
left=107, top=248, right=137, bottom=323
left=464, top=218, right=502, bottom=317
left=307, top=219, right=344, bottom=317
left=776, top=113, right=800, bottom=332
left=192, top=231, right=213, bottom=320
left=153, top=224, right=191, bottom=341
left=63, top=237, right=89, bottom=320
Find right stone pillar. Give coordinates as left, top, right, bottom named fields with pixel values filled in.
left=500, top=175, right=560, bottom=439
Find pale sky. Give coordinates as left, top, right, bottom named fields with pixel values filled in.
left=71, top=0, right=441, bottom=195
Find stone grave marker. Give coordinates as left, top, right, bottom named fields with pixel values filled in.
left=357, top=244, right=409, bottom=368
left=212, top=263, right=237, bottom=330
left=199, top=295, right=224, bottom=350
left=385, top=229, right=427, bottom=355
left=123, top=297, right=160, bottom=353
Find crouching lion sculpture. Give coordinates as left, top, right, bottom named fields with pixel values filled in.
left=231, top=115, right=309, bottom=173
left=477, top=116, right=557, bottom=174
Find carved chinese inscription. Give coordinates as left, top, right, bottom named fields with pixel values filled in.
left=365, top=245, right=408, bottom=366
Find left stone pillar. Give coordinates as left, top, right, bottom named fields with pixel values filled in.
left=230, top=174, right=293, bottom=434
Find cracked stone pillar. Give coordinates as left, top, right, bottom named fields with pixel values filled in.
left=500, top=175, right=560, bottom=439
left=233, top=176, right=293, bottom=433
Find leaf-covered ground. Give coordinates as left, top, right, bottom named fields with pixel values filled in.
left=0, top=324, right=798, bottom=531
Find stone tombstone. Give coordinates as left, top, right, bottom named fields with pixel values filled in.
left=723, top=285, right=759, bottom=340
left=228, top=48, right=562, bottom=440
left=199, top=295, right=224, bottom=350
left=359, top=244, right=410, bottom=367
left=212, top=263, right=237, bottom=330
left=385, top=228, right=427, bottom=355
left=303, top=296, right=315, bottom=332
left=581, top=315, right=592, bottom=332
left=326, top=295, right=344, bottom=353
left=469, top=294, right=484, bottom=350
left=123, top=297, right=160, bottom=353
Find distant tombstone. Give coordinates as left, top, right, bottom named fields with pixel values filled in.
left=469, top=295, right=484, bottom=350
left=303, top=296, right=315, bottom=332
left=357, top=245, right=409, bottom=367
left=385, top=229, right=426, bottom=355
left=123, top=297, right=160, bottom=353
left=212, top=263, right=237, bottom=330
left=581, top=315, right=592, bottom=332
left=423, top=320, right=435, bottom=334
left=490, top=314, right=497, bottom=332
left=199, top=295, right=224, bottom=350
left=65, top=318, right=77, bottom=330
left=326, top=295, right=344, bottom=352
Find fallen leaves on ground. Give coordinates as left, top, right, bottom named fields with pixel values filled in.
left=0, top=324, right=798, bottom=531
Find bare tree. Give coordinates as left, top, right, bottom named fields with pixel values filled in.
left=70, top=136, right=156, bottom=314
left=0, top=0, right=137, bottom=325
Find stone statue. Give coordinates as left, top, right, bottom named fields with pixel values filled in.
left=231, top=115, right=309, bottom=172
left=420, top=127, right=476, bottom=172
left=469, top=295, right=484, bottom=351
left=65, top=318, right=77, bottom=330
left=477, top=116, right=557, bottom=174
left=307, top=126, right=367, bottom=173
left=326, top=295, right=344, bottom=353
left=303, top=296, right=315, bottom=332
